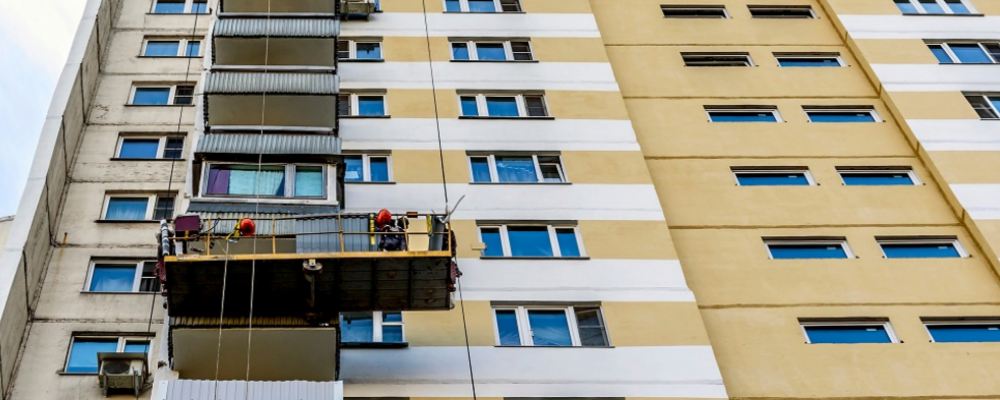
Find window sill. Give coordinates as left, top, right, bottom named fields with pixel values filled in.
left=341, top=341, right=409, bottom=349
left=469, top=181, right=571, bottom=185
left=937, top=62, right=1000, bottom=65
left=479, top=256, right=590, bottom=260
left=339, top=115, right=391, bottom=118
left=125, top=104, right=195, bottom=107
left=494, top=345, right=614, bottom=348
left=443, top=11, right=525, bottom=14
left=459, top=116, right=555, bottom=120
left=94, top=220, right=161, bottom=224
left=58, top=371, right=98, bottom=376
left=80, top=291, right=159, bottom=295
left=450, top=59, right=539, bottom=63
left=338, top=58, right=386, bottom=63
left=902, top=13, right=984, bottom=17
left=138, top=56, right=203, bottom=59
left=345, top=181, right=397, bottom=184
left=110, top=158, right=185, bottom=162
left=146, top=12, right=211, bottom=15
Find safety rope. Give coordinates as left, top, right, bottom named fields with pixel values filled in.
left=213, top=241, right=231, bottom=400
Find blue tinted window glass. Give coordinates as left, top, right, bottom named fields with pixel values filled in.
left=928, top=325, right=1000, bottom=342
left=508, top=227, right=553, bottom=257
left=769, top=244, right=848, bottom=259
left=495, top=156, right=537, bottom=182
left=951, top=44, right=992, bottom=63
left=736, top=173, right=810, bottom=186
left=132, top=88, right=171, bottom=105
left=841, top=173, right=914, bottom=186
left=778, top=58, right=840, bottom=67
left=808, top=112, right=876, bottom=122
left=991, top=97, right=1000, bottom=115
left=468, top=0, right=496, bottom=12
left=382, top=326, right=403, bottom=342
left=369, top=158, right=389, bottom=182
left=919, top=0, right=945, bottom=13
left=105, top=198, right=149, bottom=220
left=470, top=158, right=492, bottom=182
left=805, top=325, right=892, bottom=344
left=486, top=97, right=519, bottom=117
left=89, top=265, right=136, bottom=292
left=153, top=1, right=185, bottom=13
left=930, top=46, right=954, bottom=63
left=358, top=96, right=385, bottom=116
left=495, top=310, right=521, bottom=345
left=895, top=0, right=919, bottom=14
left=144, top=41, right=179, bottom=56
left=191, top=1, right=208, bottom=13
left=945, top=0, right=971, bottom=14
left=445, top=0, right=461, bottom=11
left=480, top=228, right=504, bottom=257
left=124, top=342, right=150, bottom=353
left=186, top=41, right=201, bottom=56
left=294, top=166, right=323, bottom=197
left=881, top=243, right=961, bottom=258
left=344, top=157, right=363, bottom=182
left=556, top=229, right=580, bottom=257
left=119, top=139, right=159, bottom=158
left=460, top=97, right=479, bottom=116
left=528, top=310, right=572, bottom=346
left=67, top=339, right=119, bottom=373
left=452, top=43, right=470, bottom=60
left=341, top=313, right=374, bottom=342
left=477, top=43, right=507, bottom=60
left=709, top=111, right=777, bottom=122
left=356, top=43, right=382, bottom=59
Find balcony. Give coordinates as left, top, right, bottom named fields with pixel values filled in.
left=213, top=18, right=339, bottom=68
left=194, top=133, right=341, bottom=157
left=203, top=72, right=339, bottom=130
left=158, top=379, right=341, bottom=400
left=220, top=0, right=337, bottom=14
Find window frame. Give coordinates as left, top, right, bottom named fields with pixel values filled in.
left=477, top=224, right=586, bottom=258
left=200, top=162, right=329, bottom=199
left=340, top=311, right=405, bottom=343
left=63, top=335, right=153, bottom=374
left=763, top=238, right=855, bottom=259
left=338, top=39, right=384, bottom=61
left=84, top=260, right=160, bottom=293
left=459, top=93, right=550, bottom=118
left=964, top=94, right=1000, bottom=119
left=803, top=107, right=882, bottom=123
left=114, top=135, right=184, bottom=160
left=445, top=0, right=522, bottom=13
left=800, top=320, right=899, bottom=344
left=101, top=193, right=174, bottom=221
left=129, top=84, right=196, bottom=106
left=774, top=53, right=846, bottom=67
left=836, top=167, right=921, bottom=186
left=450, top=39, right=533, bottom=62
left=339, top=92, right=389, bottom=117
left=923, top=319, right=1000, bottom=343
left=895, top=0, right=977, bottom=15
left=140, top=38, right=201, bottom=57
left=732, top=168, right=816, bottom=186
left=928, top=42, right=1000, bottom=64
left=876, top=237, right=969, bottom=258
left=491, top=305, right=609, bottom=347
left=660, top=5, right=730, bottom=18
left=343, top=153, right=394, bottom=183
left=681, top=52, right=754, bottom=67
left=468, top=154, right=567, bottom=183
left=747, top=5, right=817, bottom=19
left=150, top=0, right=209, bottom=14
left=705, top=106, right=783, bottom=122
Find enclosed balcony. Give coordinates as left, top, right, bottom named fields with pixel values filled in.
left=203, top=72, right=339, bottom=130
left=158, top=379, right=341, bottom=400
left=213, top=18, right=339, bottom=68
left=220, top=0, right=337, bottom=14
left=195, top=133, right=341, bottom=158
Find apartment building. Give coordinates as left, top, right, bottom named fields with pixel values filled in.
left=0, top=0, right=999, bottom=399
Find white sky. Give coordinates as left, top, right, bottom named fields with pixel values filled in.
left=0, top=0, right=87, bottom=216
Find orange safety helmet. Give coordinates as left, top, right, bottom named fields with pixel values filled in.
left=236, top=218, right=256, bottom=237
left=375, top=209, right=392, bottom=230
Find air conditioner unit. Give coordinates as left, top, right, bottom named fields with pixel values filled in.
left=97, top=352, right=149, bottom=397
left=341, top=0, right=377, bottom=18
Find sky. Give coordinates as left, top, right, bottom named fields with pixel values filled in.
left=0, top=0, right=87, bottom=217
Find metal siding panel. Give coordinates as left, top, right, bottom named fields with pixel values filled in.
left=186, top=201, right=339, bottom=215
left=205, top=72, right=338, bottom=94
left=214, top=18, right=340, bottom=37
left=166, top=380, right=338, bottom=400
left=195, top=133, right=340, bottom=155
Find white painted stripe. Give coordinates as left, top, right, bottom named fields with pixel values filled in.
left=839, top=15, right=1000, bottom=40
left=341, top=13, right=600, bottom=38
left=340, top=61, right=619, bottom=91
left=951, top=184, right=1000, bottom=220
left=456, top=258, right=695, bottom=302
left=341, top=118, right=640, bottom=151
left=909, top=119, right=1000, bottom=151
left=872, top=64, right=1000, bottom=92
left=344, top=183, right=666, bottom=221
left=341, top=346, right=727, bottom=398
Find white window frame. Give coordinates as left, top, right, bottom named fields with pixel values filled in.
left=477, top=224, right=586, bottom=258
left=338, top=39, right=384, bottom=60
left=115, top=135, right=184, bottom=159
left=141, top=38, right=201, bottom=57
left=459, top=93, right=549, bottom=117
left=468, top=154, right=567, bottom=183
left=661, top=5, right=730, bottom=18
left=732, top=168, right=816, bottom=186
left=102, top=194, right=173, bottom=221
left=896, top=0, right=977, bottom=14
left=681, top=52, right=754, bottom=67
left=876, top=237, right=969, bottom=258
left=800, top=320, right=899, bottom=344
left=836, top=168, right=921, bottom=185
left=747, top=5, right=817, bottom=18
left=929, top=42, right=1000, bottom=64
left=200, top=162, right=329, bottom=199
left=129, top=84, right=195, bottom=106
left=344, top=154, right=393, bottom=182
left=445, top=0, right=519, bottom=13
left=803, top=107, right=882, bottom=122
left=84, top=260, right=158, bottom=293
left=763, top=238, right=854, bottom=259
left=341, top=311, right=405, bottom=343
left=450, top=40, right=533, bottom=61
left=340, top=93, right=388, bottom=116
left=64, top=335, right=153, bottom=373
left=965, top=94, right=1000, bottom=119
left=705, top=107, right=783, bottom=122
left=151, top=0, right=209, bottom=14
left=491, top=305, right=608, bottom=347
left=774, top=53, right=846, bottom=67
left=923, top=319, right=1000, bottom=342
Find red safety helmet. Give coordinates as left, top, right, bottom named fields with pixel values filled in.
left=375, top=209, right=392, bottom=230
left=237, top=218, right=255, bottom=237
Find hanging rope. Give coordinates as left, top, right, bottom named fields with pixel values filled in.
left=213, top=241, right=232, bottom=400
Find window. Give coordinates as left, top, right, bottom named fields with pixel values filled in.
left=130, top=84, right=195, bottom=106
left=338, top=40, right=383, bottom=60
left=804, top=107, right=880, bottom=123
left=682, top=52, right=753, bottom=67
left=339, top=93, right=387, bottom=116
left=142, top=38, right=201, bottom=57
left=764, top=238, right=852, bottom=259
left=928, top=42, right=1000, bottom=64
left=152, top=0, right=208, bottom=14
left=965, top=94, right=1000, bottom=119
left=878, top=237, right=967, bottom=258
left=344, top=154, right=392, bottom=183
left=800, top=320, right=897, bottom=344
left=341, top=312, right=404, bottom=343
left=706, top=106, right=780, bottom=122
left=203, top=163, right=326, bottom=198
left=493, top=305, right=608, bottom=347
left=478, top=224, right=584, bottom=258
left=86, top=260, right=160, bottom=293
left=775, top=53, right=844, bottom=67
left=460, top=93, right=548, bottom=118
left=661, top=5, right=729, bottom=18
left=733, top=168, right=814, bottom=186
left=748, top=5, right=816, bottom=18
left=837, top=168, right=918, bottom=186
left=924, top=319, right=1000, bottom=342
left=102, top=194, right=174, bottom=221
left=451, top=40, right=533, bottom=61
left=115, top=136, right=184, bottom=159
left=445, top=0, right=521, bottom=13
left=65, top=336, right=151, bottom=373
left=469, top=154, right=565, bottom=183
left=895, top=0, right=974, bottom=15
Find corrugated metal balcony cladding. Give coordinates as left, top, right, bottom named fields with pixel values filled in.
left=170, top=315, right=330, bottom=328
left=164, top=380, right=341, bottom=400
left=196, top=133, right=341, bottom=155
left=205, top=72, right=339, bottom=94
left=214, top=18, right=340, bottom=37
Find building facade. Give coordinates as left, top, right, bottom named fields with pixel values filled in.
left=0, top=0, right=999, bottom=399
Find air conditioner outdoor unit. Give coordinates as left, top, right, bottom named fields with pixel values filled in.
left=97, top=352, right=149, bottom=397
left=341, top=0, right=377, bottom=18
